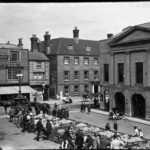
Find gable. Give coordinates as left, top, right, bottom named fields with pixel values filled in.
left=110, top=27, right=150, bottom=46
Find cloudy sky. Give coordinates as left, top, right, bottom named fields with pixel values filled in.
left=0, top=2, right=150, bottom=49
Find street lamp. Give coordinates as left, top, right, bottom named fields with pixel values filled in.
left=16, top=73, right=23, bottom=98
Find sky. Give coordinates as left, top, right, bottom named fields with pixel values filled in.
left=0, top=2, right=150, bottom=50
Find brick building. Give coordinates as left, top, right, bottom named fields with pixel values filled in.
left=0, top=39, right=36, bottom=102
left=29, top=35, right=49, bottom=101
left=38, top=28, right=100, bottom=98
left=100, top=22, right=150, bottom=121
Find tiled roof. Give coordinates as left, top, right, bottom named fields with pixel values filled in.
left=39, top=38, right=100, bottom=56
left=0, top=43, right=21, bottom=49
left=29, top=51, right=49, bottom=61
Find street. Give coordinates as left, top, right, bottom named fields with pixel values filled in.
left=0, top=104, right=150, bottom=149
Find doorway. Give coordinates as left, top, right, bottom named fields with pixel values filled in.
left=132, top=94, right=145, bottom=119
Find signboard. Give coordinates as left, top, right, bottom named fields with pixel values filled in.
left=30, top=81, right=49, bottom=85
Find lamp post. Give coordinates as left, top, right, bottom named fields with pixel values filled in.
left=16, top=73, right=23, bottom=97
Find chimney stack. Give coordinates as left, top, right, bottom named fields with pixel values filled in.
left=107, top=33, right=113, bottom=39
left=18, top=38, right=23, bottom=48
left=44, top=31, right=51, bottom=55
left=73, top=27, right=79, bottom=44
left=30, top=34, right=38, bottom=52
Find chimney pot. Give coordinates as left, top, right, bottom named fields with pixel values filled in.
left=107, top=33, right=113, bottom=39
left=30, top=34, right=38, bottom=51
left=18, top=38, right=23, bottom=48
left=32, top=34, right=36, bottom=38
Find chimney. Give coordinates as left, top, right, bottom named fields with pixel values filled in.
left=107, top=33, right=113, bottom=39
left=44, top=31, right=51, bottom=55
left=30, top=34, right=38, bottom=52
left=18, top=38, right=23, bottom=48
left=73, top=26, right=79, bottom=44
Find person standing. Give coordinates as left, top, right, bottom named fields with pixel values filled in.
left=87, top=104, right=91, bottom=114
left=105, top=123, right=111, bottom=131
left=46, top=120, right=52, bottom=140
left=113, top=120, right=118, bottom=133
left=36, top=118, right=43, bottom=141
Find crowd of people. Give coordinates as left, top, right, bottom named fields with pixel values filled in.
left=7, top=99, right=146, bottom=149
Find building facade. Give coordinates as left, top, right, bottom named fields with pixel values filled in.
left=0, top=39, right=36, bottom=102
left=29, top=35, right=49, bottom=101
left=38, top=28, right=100, bottom=98
left=100, top=22, right=150, bottom=121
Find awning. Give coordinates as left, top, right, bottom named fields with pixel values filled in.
left=0, top=86, right=37, bottom=95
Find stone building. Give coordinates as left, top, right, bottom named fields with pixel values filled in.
left=0, top=39, right=36, bottom=101
left=100, top=22, right=150, bottom=120
left=29, top=35, right=49, bottom=101
left=38, top=27, right=100, bottom=98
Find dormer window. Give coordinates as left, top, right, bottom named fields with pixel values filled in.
left=86, top=46, right=91, bottom=51
left=68, top=45, right=73, bottom=50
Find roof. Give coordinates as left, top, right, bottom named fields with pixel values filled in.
left=39, top=37, right=100, bottom=56
left=137, top=22, right=150, bottom=28
left=0, top=43, right=21, bottom=49
left=29, top=51, right=49, bottom=61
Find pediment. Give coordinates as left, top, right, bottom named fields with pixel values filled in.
left=110, top=27, right=150, bottom=45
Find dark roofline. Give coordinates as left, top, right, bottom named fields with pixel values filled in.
left=108, top=25, right=150, bottom=45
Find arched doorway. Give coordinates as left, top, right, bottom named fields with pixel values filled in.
left=132, top=94, right=145, bottom=119
left=114, top=92, right=125, bottom=114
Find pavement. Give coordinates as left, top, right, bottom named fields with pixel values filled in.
left=40, top=96, right=150, bottom=126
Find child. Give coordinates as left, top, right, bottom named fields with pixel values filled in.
left=138, top=128, right=143, bottom=139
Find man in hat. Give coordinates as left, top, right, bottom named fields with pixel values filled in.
left=36, top=118, right=43, bottom=141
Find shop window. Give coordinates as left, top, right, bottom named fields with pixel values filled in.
left=104, top=64, right=109, bottom=82
left=136, top=62, right=143, bottom=84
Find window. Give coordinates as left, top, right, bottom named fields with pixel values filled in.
left=118, top=63, right=124, bottom=83
left=94, top=58, right=99, bottom=65
left=68, top=45, right=73, bottom=50
left=33, top=73, right=44, bottom=79
left=94, top=70, right=99, bottom=80
left=84, top=57, right=89, bottom=65
left=84, top=70, right=89, bottom=80
left=8, top=68, right=20, bottom=80
left=104, top=64, right=109, bottom=82
left=74, top=57, right=79, bottom=65
left=86, top=46, right=91, bottom=51
left=64, top=71, right=70, bottom=81
left=74, top=71, right=79, bottom=80
left=64, top=86, right=69, bottom=94
left=74, top=85, right=79, bottom=93
left=64, top=57, right=69, bottom=64
left=10, top=51, right=19, bottom=62
left=136, top=62, right=143, bottom=84
left=36, top=62, right=42, bottom=69
left=84, top=85, right=89, bottom=92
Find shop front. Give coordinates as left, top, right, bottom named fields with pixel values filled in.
left=0, top=85, right=37, bottom=102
